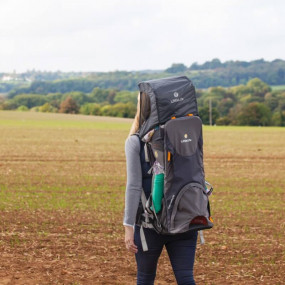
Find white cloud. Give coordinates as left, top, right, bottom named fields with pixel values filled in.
left=0, top=0, right=284, bottom=72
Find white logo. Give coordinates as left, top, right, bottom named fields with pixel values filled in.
left=171, top=91, right=184, bottom=103
left=181, top=133, right=192, bottom=143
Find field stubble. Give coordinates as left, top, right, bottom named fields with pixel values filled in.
left=0, top=111, right=284, bottom=284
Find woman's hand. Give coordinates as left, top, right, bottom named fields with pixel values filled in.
left=124, top=225, right=138, bottom=253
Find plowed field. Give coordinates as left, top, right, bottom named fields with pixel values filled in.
left=0, top=111, right=284, bottom=284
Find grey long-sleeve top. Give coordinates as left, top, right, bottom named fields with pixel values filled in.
left=123, top=135, right=143, bottom=227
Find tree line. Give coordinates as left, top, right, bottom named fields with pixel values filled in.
left=166, top=59, right=285, bottom=87
left=2, top=59, right=285, bottom=95
left=197, top=78, right=285, bottom=126
left=1, top=78, right=285, bottom=126
left=1, top=88, right=138, bottom=118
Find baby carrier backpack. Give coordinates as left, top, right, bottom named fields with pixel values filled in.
left=136, top=76, right=214, bottom=251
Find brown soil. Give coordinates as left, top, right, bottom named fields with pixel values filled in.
left=0, top=112, right=284, bottom=284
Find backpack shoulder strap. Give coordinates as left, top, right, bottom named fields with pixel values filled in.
left=131, top=133, right=149, bottom=209
left=131, top=133, right=150, bottom=252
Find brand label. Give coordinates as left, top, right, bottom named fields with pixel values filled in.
left=170, top=91, right=184, bottom=104
left=171, top=98, right=184, bottom=103
left=181, top=133, right=192, bottom=143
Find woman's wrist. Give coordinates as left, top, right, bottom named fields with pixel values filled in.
left=124, top=225, right=134, bottom=233
left=123, top=222, right=134, bottom=228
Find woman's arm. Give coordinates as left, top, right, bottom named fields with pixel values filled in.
left=123, top=135, right=142, bottom=227
left=123, top=135, right=142, bottom=253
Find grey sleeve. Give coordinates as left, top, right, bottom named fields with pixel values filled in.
left=123, top=135, right=142, bottom=227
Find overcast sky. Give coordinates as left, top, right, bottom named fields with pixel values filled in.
left=0, top=0, right=284, bottom=73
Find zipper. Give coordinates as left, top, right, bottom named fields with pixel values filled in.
left=168, top=195, right=175, bottom=210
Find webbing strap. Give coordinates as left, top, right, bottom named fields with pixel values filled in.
left=199, top=230, right=205, bottom=245
left=141, top=191, right=149, bottom=223
left=140, top=226, right=148, bottom=251
left=141, top=221, right=154, bottom=228
left=141, top=190, right=147, bottom=209
left=144, top=144, right=150, bottom=162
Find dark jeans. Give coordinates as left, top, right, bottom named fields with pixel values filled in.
left=134, top=225, right=198, bottom=285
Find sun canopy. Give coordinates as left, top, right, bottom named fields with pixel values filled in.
left=138, top=76, right=198, bottom=138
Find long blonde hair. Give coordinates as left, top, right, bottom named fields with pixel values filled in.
left=129, top=92, right=150, bottom=136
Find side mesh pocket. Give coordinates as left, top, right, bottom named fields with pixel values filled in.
left=152, top=198, right=168, bottom=234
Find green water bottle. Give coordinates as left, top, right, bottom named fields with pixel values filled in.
left=152, top=173, right=164, bottom=213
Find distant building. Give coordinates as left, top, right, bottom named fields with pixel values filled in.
left=1, top=75, right=14, bottom=81
left=1, top=71, right=23, bottom=82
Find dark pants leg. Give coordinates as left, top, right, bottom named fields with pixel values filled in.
left=134, top=226, right=164, bottom=285
left=166, top=231, right=198, bottom=285
left=134, top=226, right=197, bottom=285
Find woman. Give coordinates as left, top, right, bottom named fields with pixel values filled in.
left=123, top=92, right=198, bottom=285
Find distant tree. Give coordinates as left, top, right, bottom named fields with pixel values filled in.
left=165, top=63, right=187, bottom=73
left=199, top=106, right=220, bottom=125
left=1, top=100, right=18, bottom=110
left=208, top=86, right=228, bottom=99
left=246, top=78, right=271, bottom=98
left=112, top=102, right=136, bottom=118
left=30, top=106, right=40, bottom=112
left=0, top=82, right=23, bottom=93
left=46, top=92, right=64, bottom=101
left=231, top=84, right=249, bottom=98
left=195, top=89, right=205, bottom=98
left=80, top=103, right=101, bottom=116
left=251, top=58, right=265, bottom=65
left=106, top=89, right=117, bottom=105
left=79, top=103, right=90, bottom=115
left=39, top=102, right=57, bottom=113
left=227, top=103, right=243, bottom=125
left=217, top=98, right=235, bottom=116
left=11, top=94, right=47, bottom=108
left=189, top=62, right=199, bottom=70
left=271, top=111, right=285, bottom=126
left=264, top=93, right=279, bottom=111
left=59, top=96, right=79, bottom=114
left=100, top=102, right=136, bottom=118
left=62, top=91, right=90, bottom=105
left=114, top=91, right=137, bottom=105
left=90, top=87, right=109, bottom=103
left=276, top=92, right=285, bottom=111
left=100, top=105, right=114, bottom=117
left=201, top=58, right=222, bottom=69
left=215, top=116, right=231, bottom=125
left=237, top=102, right=271, bottom=126
left=17, top=105, right=29, bottom=111
left=49, top=99, right=61, bottom=109
left=0, top=95, right=4, bottom=104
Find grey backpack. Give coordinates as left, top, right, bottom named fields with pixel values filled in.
left=137, top=76, right=213, bottom=251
